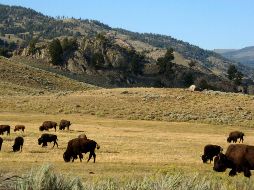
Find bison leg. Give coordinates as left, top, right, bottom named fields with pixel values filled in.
left=87, top=152, right=93, bottom=162
left=42, top=142, right=47, bottom=147
left=229, top=168, right=237, bottom=176
left=93, top=152, right=96, bottom=163
left=55, top=141, right=58, bottom=148
left=72, top=156, right=77, bottom=162
left=79, top=153, right=83, bottom=162
left=243, top=168, right=251, bottom=177
left=53, top=141, right=58, bottom=148
left=20, top=145, right=23, bottom=152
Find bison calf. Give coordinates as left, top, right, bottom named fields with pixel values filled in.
left=201, top=144, right=223, bottom=163
left=213, top=144, right=254, bottom=177
left=227, top=131, right=244, bottom=143
left=14, top=125, right=25, bottom=132
left=0, top=125, right=10, bottom=135
left=38, top=134, right=58, bottom=148
left=0, top=137, right=3, bottom=151
left=59, top=120, right=71, bottom=130
left=63, top=138, right=100, bottom=163
left=13, top=136, right=24, bottom=152
left=39, top=121, right=57, bottom=132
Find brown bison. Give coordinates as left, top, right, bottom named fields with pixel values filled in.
left=14, top=125, right=25, bottom=132
left=63, top=138, right=100, bottom=163
left=227, top=131, right=244, bottom=143
left=38, top=134, right=58, bottom=148
left=201, top=144, right=223, bottom=163
left=213, top=144, right=254, bottom=177
left=0, top=125, right=10, bottom=135
left=13, top=136, right=24, bottom=152
left=0, top=137, right=3, bottom=151
left=59, top=120, right=71, bottom=130
left=39, top=121, right=57, bottom=132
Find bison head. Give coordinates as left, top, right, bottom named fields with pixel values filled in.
left=213, top=153, right=228, bottom=172
left=201, top=155, right=208, bottom=163
left=12, top=144, right=20, bottom=152
left=39, top=126, right=45, bottom=131
left=38, top=138, right=43, bottom=145
left=63, top=151, right=71, bottom=162
left=227, top=137, right=232, bottom=143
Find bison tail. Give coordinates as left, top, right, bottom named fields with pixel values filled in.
left=96, top=143, right=100, bottom=150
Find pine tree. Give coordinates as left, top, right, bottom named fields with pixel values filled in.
left=48, top=39, right=63, bottom=65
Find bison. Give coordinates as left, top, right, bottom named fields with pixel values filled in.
left=13, top=136, right=24, bottom=152
left=14, top=125, right=25, bottom=132
left=227, top=131, right=244, bottom=143
left=39, top=121, right=57, bottom=132
left=0, top=137, right=3, bottom=151
left=59, top=120, right=71, bottom=130
left=0, top=125, right=10, bottom=135
left=38, top=134, right=58, bottom=148
left=63, top=138, right=100, bottom=163
left=201, top=144, right=223, bottom=163
left=213, top=144, right=254, bottom=177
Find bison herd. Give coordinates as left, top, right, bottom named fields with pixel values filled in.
left=0, top=120, right=100, bottom=163
left=202, top=130, right=254, bottom=177
left=1, top=121, right=254, bottom=178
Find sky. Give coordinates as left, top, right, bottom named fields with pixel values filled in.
left=0, top=0, right=253, bottom=50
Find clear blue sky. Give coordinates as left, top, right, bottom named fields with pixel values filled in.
left=0, top=0, right=253, bottom=50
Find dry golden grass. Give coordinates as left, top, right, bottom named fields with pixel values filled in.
left=0, top=87, right=254, bottom=185
left=0, top=112, right=254, bottom=182
left=0, top=57, right=96, bottom=95
left=0, top=88, right=253, bottom=127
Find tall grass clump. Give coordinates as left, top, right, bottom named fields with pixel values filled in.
left=14, top=165, right=84, bottom=190
left=2, top=165, right=254, bottom=190
left=84, top=173, right=254, bottom=190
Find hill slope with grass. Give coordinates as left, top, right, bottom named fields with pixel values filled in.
left=1, top=4, right=254, bottom=92
left=0, top=56, right=96, bottom=95
left=215, top=46, right=254, bottom=68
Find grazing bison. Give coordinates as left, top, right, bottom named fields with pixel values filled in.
left=14, top=125, right=25, bottom=132
left=38, top=134, right=58, bottom=148
left=59, top=120, right=71, bottom=130
left=227, top=131, right=244, bottom=143
left=0, top=125, right=10, bottom=135
left=78, top=134, right=87, bottom=139
left=13, top=136, right=24, bottom=152
left=39, top=121, right=57, bottom=132
left=63, top=138, right=100, bottom=163
left=201, top=144, right=223, bottom=163
left=213, top=144, right=254, bottom=177
left=0, top=137, right=3, bottom=151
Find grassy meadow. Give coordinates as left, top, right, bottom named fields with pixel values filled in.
left=1, top=88, right=254, bottom=189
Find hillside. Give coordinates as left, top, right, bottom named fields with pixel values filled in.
left=215, top=46, right=254, bottom=68
left=0, top=4, right=253, bottom=92
left=0, top=88, right=253, bottom=127
left=0, top=56, right=96, bottom=95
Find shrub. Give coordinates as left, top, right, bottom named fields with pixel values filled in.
left=157, top=48, right=175, bottom=77
left=13, top=165, right=84, bottom=190
left=48, top=39, right=63, bottom=65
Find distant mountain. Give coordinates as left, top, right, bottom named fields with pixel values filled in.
left=214, top=49, right=238, bottom=54
left=215, top=46, right=254, bottom=68
left=0, top=4, right=253, bottom=92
